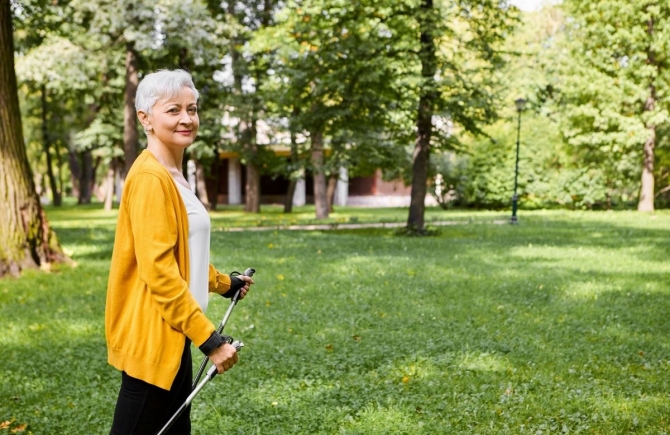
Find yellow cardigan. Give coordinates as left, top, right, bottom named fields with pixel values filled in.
left=105, top=150, right=232, bottom=390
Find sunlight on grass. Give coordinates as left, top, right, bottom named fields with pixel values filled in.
left=338, top=403, right=425, bottom=433
left=562, top=280, right=614, bottom=301
left=456, top=352, right=511, bottom=373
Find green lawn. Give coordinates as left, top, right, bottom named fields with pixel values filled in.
left=2, top=206, right=670, bottom=434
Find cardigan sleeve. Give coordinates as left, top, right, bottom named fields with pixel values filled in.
left=208, top=264, right=232, bottom=295
left=127, top=172, right=214, bottom=347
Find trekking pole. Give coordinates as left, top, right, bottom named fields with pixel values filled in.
left=192, top=267, right=255, bottom=389
left=156, top=340, right=244, bottom=435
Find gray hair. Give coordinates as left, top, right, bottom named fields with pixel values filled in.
left=135, top=70, right=200, bottom=114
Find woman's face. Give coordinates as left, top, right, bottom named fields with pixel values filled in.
left=146, top=86, right=199, bottom=150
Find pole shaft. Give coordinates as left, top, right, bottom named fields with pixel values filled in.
left=513, top=109, right=521, bottom=199
left=192, top=293, right=239, bottom=388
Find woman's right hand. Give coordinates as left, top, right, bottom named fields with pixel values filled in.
left=208, top=343, right=239, bottom=374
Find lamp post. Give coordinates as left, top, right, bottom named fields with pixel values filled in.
left=510, top=98, right=526, bottom=224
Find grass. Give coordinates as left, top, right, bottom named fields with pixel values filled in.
left=43, top=202, right=503, bottom=231
left=2, top=205, right=670, bottom=434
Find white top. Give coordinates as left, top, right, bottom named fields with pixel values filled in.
left=175, top=182, right=211, bottom=312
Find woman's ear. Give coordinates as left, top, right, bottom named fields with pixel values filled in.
left=137, top=110, right=151, bottom=131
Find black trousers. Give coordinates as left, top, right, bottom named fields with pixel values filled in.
left=110, top=340, right=192, bottom=435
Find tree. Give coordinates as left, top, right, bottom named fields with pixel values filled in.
left=1, top=0, right=67, bottom=277
left=70, top=0, right=159, bottom=182
left=205, top=0, right=279, bottom=213
left=560, top=0, right=670, bottom=212
left=62, top=0, right=227, bottom=205
left=438, top=5, right=604, bottom=211
left=405, top=0, right=517, bottom=232
left=260, top=0, right=414, bottom=219
left=15, top=33, right=101, bottom=205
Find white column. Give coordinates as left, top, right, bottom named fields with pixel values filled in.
left=187, top=160, right=197, bottom=192
left=293, top=177, right=306, bottom=206
left=335, top=166, right=348, bottom=206
left=228, top=158, right=242, bottom=205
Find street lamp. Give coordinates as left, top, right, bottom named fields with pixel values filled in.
left=510, top=98, right=526, bottom=224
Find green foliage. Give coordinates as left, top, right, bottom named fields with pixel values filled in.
left=557, top=0, right=670, bottom=208
left=3, top=208, right=670, bottom=433
left=14, top=0, right=670, bottom=213
left=254, top=0, right=420, bottom=179
left=433, top=3, right=662, bottom=211
left=453, top=112, right=625, bottom=210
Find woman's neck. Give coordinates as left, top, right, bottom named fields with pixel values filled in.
left=146, top=141, right=191, bottom=189
left=147, top=141, right=183, bottom=172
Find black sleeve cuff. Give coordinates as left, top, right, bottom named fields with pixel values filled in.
left=199, top=332, right=232, bottom=356
left=222, top=276, right=245, bottom=298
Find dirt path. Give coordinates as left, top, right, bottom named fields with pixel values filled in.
left=222, top=219, right=508, bottom=232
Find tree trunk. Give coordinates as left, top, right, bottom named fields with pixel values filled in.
left=311, top=129, right=329, bottom=219
left=327, top=173, right=337, bottom=212
left=104, top=159, right=116, bottom=212
left=194, top=160, right=210, bottom=210
left=79, top=150, right=93, bottom=204
left=284, top=179, right=297, bottom=213
left=0, top=1, right=67, bottom=277
left=639, top=19, right=656, bottom=212
left=229, top=43, right=260, bottom=212
left=639, top=122, right=655, bottom=211
left=68, top=145, right=82, bottom=199
left=407, top=0, right=438, bottom=232
left=244, top=150, right=261, bottom=212
left=54, top=140, right=64, bottom=199
left=41, top=84, right=61, bottom=206
left=207, top=157, right=221, bottom=211
left=284, top=121, right=299, bottom=213
left=123, top=41, right=139, bottom=182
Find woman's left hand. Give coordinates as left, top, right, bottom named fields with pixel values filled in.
left=236, top=275, right=254, bottom=299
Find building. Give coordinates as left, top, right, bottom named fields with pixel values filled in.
left=209, top=155, right=421, bottom=208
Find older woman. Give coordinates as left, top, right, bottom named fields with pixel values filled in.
left=106, top=69, right=253, bottom=435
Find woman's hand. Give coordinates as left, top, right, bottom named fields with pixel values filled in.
left=236, top=275, right=254, bottom=300
left=208, top=342, right=239, bottom=374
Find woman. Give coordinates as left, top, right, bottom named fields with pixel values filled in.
left=106, top=69, right=253, bottom=435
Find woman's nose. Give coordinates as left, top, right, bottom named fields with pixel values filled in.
left=180, top=111, right=193, bottom=124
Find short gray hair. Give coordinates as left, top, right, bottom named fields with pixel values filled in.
left=135, top=70, right=200, bottom=114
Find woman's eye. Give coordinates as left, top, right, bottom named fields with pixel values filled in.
left=188, top=108, right=197, bottom=114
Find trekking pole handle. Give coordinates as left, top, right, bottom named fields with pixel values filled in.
left=207, top=341, right=244, bottom=381
left=230, top=268, right=255, bottom=305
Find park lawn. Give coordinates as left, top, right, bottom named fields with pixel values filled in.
left=1, top=207, right=670, bottom=434
left=42, top=201, right=502, bottom=231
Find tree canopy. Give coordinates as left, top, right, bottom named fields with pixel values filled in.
left=7, top=0, right=670, bottom=227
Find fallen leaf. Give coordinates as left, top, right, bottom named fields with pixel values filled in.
left=402, top=376, right=410, bottom=383
left=1, top=421, right=13, bottom=430
left=11, top=424, right=27, bottom=433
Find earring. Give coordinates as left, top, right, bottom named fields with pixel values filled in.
left=144, top=126, right=153, bottom=133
